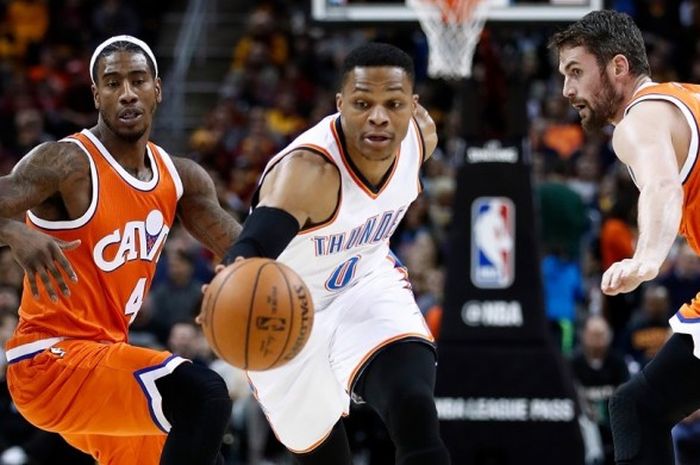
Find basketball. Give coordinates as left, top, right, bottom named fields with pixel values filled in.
left=200, top=258, right=314, bottom=371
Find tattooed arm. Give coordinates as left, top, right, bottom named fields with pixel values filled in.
left=0, top=142, right=83, bottom=299
left=172, top=157, right=242, bottom=259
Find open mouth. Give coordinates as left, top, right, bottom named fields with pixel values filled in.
left=118, top=109, right=143, bottom=124
left=364, top=134, right=392, bottom=146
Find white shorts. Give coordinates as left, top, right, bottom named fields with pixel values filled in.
left=246, top=264, right=435, bottom=453
left=670, top=304, right=700, bottom=358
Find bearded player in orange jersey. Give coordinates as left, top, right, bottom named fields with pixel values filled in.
left=550, top=10, right=700, bottom=465
left=0, top=36, right=242, bottom=465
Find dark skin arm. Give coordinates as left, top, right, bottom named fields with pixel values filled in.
left=172, top=157, right=242, bottom=259
left=0, top=142, right=83, bottom=301
left=196, top=150, right=338, bottom=318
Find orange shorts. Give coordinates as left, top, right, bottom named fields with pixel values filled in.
left=6, top=339, right=189, bottom=464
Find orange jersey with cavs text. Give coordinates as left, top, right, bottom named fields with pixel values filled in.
left=625, top=82, right=700, bottom=253
left=6, top=129, right=182, bottom=351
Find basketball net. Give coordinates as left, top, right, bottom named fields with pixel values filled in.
left=407, top=0, right=490, bottom=79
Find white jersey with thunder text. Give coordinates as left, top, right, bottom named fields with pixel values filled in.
left=255, top=113, right=425, bottom=310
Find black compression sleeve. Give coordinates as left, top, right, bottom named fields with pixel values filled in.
left=222, top=206, right=300, bottom=264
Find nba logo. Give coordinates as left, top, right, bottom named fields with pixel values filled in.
left=471, top=197, right=515, bottom=289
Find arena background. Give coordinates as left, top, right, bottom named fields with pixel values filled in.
left=0, top=0, right=698, bottom=464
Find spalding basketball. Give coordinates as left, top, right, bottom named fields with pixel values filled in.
left=200, top=258, right=314, bottom=371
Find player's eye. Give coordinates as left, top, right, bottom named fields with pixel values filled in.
left=571, top=69, right=582, bottom=77
left=106, top=81, right=119, bottom=88
left=132, top=79, right=145, bottom=86
left=388, top=101, right=403, bottom=110
left=354, top=100, right=369, bottom=109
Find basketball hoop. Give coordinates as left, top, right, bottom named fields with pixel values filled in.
left=407, top=0, right=490, bottom=79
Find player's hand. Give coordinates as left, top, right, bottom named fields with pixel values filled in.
left=601, top=258, right=659, bottom=296
left=197, top=258, right=243, bottom=324
left=8, top=227, right=79, bottom=301
left=200, top=264, right=226, bottom=296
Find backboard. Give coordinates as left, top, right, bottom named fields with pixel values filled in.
left=312, top=0, right=603, bottom=22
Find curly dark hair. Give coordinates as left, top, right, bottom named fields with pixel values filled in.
left=548, top=10, right=650, bottom=77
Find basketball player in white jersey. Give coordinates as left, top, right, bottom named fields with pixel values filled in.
left=217, top=43, right=451, bottom=464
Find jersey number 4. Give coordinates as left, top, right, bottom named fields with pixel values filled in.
left=125, top=277, right=147, bottom=324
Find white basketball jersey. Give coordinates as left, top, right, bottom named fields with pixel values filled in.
left=255, top=114, right=425, bottom=310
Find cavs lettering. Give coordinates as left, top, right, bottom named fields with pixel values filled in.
left=94, top=209, right=170, bottom=272
left=7, top=130, right=182, bottom=346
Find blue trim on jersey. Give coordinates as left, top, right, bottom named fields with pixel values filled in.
left=133, top=354, right=179, bottom=433
left=7, top=349, right=46, bottom=365
left=675, top=311, right=700, bottom=323
left=388, top=250, right=406, bottom=269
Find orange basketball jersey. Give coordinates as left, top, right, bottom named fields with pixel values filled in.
left=6, top=129, right=182, bottom=356
left=625, top=82, right=700, bottom=253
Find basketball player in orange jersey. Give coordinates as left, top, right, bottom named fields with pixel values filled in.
left=215, top=43, right=450, bottom=465
left=0, top=36, right=243, bottom=465
left=550, top=10, right=700, bottom=465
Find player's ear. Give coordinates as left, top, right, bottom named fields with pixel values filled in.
left=612, top=54, right=630, bottom=78
left=92, top=83, right=100, bottom=110
left=412, top=94, right=419, bottom=114
left=154, top=77, right=162, bottom=104
left=335, top=93, right=343, bottom=112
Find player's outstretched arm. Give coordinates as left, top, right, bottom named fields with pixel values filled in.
left=414, top=103, right=438, bottom=161
left=172, top=157, right=243, bottom=259
left=220, top=150, right=340, bottom=264
left=0, top=142, right=83, bottom=300
left=601, top=101, right=684, bottom=296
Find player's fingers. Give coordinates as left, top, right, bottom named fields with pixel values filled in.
left=214, top=264, right=226, bottom=273
left=57, top=239, right=81, bottom=251
left=37, top=267, right=57, bottom=302
left=46, top=261, right=70, bottom=297
left=195, top=313, right=203, bottom=325
left=26, top=270, right=40, bottom=300
left=609, top=264, right=627, bottom=290
left=601, top=266, right=615, bottom=292
left=201, top=283, right=209, bottom=295
left=52, top=246, right=78, bottom=283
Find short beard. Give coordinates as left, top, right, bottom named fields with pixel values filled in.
left=582, top=72, right=624, bottom=132
left=100, top=104, right=156, bottom=143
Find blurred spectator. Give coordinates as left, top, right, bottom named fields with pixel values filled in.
left=659, top=242, right=700, bottom=313
left=622, top=285, right=672, bottom=369
left=13, top=108, right=52, bottom=156
left=599, top=200, right=635, bottom=272
left=92, top=0, right=140, bottom=40
left=537, top=158, right=588, bottom=261
left=568, top=144, right=601, bottom=210
left=542, top=253, right=584, bottom=354
left=0, top=286, right=19, bottom=315
left=149, top=249, right=203, bottom=344
left=231, top=8, right=289, bottom=71
left=538, top=97, right=585, bottom=160
left=6, top=0, right=48, bottom=57
left=571, top=315, right=629, bottom=465
left=167, top=321, right=210, bottom=366
left=0, top=249, right=23, bottom=290
left=265, top=89, right=306, bottom=140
